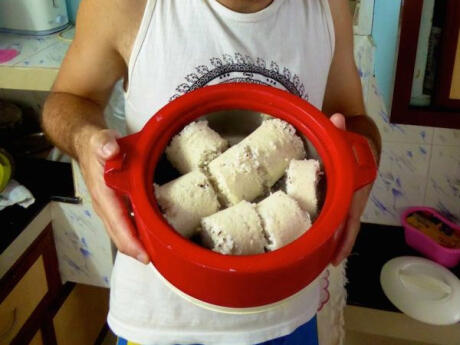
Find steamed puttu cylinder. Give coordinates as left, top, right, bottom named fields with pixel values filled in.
left=155, top=171, right=221, bottom=238
left=257, top=191, right=312, bottom=251
left=165, top=121, right=228, bottom=174
left=241, top=119, right=306, bottom=187
left=207, top=119, right=306, bottom=206
left=285, top=159, right=321, bottom=217
left=200, top=200, right=267, bottom=255
left=207, top=144, right=265, bottom=206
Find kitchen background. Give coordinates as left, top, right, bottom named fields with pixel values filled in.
left=1, top=0, right=459, bottom=344
left=362, top=0, right=460, bottom=226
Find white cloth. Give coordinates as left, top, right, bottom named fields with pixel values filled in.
left=109, top=255, right=321, bottom=345
left=124, top=0, right=335, bottom=133
left=109, top=0, right=336, bottom=344
left=0, top=179, right=35, bottom=211
left=317, top=262, right=348, bottom=345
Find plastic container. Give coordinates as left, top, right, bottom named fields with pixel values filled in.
left=381, top=256, right=460, bottom=325
left=0, top=149, right=13, bottom=192
left=402, top=207, right=460, bottom=268
left=104, top=83, right=377, bottom=309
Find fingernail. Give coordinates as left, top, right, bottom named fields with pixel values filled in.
left=137, top=253, right=149, bottom=264
left=102, top=142, right=116, bottom=157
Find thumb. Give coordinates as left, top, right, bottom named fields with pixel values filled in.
left=92, top=129, right=121, bottom=163
left=330, top=113, right=346, bottom=130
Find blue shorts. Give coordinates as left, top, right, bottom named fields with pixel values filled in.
left=117, top=316, right=318, bottom=345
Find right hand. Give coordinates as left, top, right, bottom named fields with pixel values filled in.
left=76, top=128, right=150, bottom=264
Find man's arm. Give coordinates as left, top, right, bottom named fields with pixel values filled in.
left=324, top=0, right=381, bottom=155
left=324, top=0, right=381, bottom=264
left=42, top=0, right=149, bottom=263
left=44, top=0, right=126, bottom=156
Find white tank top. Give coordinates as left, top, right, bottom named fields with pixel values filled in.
left=108, top=1, right=335, bottom=344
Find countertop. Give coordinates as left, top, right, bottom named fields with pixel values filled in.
left=0, top=27, right=74, bottom=90
left=346, top=222, right=460, bottom=312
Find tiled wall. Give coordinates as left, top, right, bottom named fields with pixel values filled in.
left=364, top=0, right=460, bottom=226
left=52, top=201, right=115, bottom=287
left=362, top=78, right=460, bottom=226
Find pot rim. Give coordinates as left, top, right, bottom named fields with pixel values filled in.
left=120, top=83, right=358, bottom=272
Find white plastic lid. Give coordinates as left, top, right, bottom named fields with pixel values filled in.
left=380, top=256, right=460, bottom=325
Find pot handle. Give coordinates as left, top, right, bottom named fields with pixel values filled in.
left=104, top=133, right=140, bottom=196
left=343, top=131, right=377, bottom=191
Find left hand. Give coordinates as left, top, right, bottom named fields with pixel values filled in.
left=329, top=113, right=374, bottom=266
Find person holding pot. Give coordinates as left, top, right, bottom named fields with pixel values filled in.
left=42, top=0, right=381, bottom=344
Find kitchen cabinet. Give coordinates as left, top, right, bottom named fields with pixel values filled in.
left=0, top=225, right=60, bottom=345
left=391, top=0, right=460, bottom=128
left=451, top=37, right=460, bottom=99
left=1, top=203, right=108, bottom=345
left=28, top=331, right=43, bottom=345
left=0, top=256, right=47, bottom=345
left=53, top=284, right=108, bottom=345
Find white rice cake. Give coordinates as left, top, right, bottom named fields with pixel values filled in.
left=155, top=171, right=221, bottom=238
left=286, top=159, right=321, bottom=217
left=207, top=144, right=265, bottom=206
left=166, top=121, right=228, bottom=174
left=257, top=191, right=312, bottom=251
left=242, top=119, right=306, bottom=187
left=201, top=201, right=266, bottom=255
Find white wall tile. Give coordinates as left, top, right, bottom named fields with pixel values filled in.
left=71, top=160, right=92, bottom=203
left=354, top=35, right=375, bottom=104
left=366, top=79, right=433, bottom=145
left=51, top=202, right=115, bottom=288
left=360, top=78, right=460, bottom=225
left=424, top=145, right=460, bottom=222
left=433, top=128, right=460, bottom=146
left=352, top=0, right=375, bottom=36
left=362, top=142, right=432, bottom=225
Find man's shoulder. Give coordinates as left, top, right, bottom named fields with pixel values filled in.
left=77, top=0, right=147, bottom=62
left=78, top=0, right=146, bottom=32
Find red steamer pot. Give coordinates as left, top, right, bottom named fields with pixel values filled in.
left=104, top=83, right=377, bottom=310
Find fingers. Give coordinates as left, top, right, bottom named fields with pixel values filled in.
left=331, top=184, right=372, bottom=265
left=93, top=184, right=150, bottom=264
left=79, top=128, right=150, bottom=265
left=90, top=129, right=121, bottom=165
left=332, top=222, right=345, bottom=243
left=331, top=215, right=361, bottom=266
left=330, top=113, right=346, bottom=130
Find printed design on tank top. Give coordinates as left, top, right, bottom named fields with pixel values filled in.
left=169, top=53, right=308, bottom=102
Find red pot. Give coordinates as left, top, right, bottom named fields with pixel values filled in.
left=104, top=83, right=377, bottom=309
